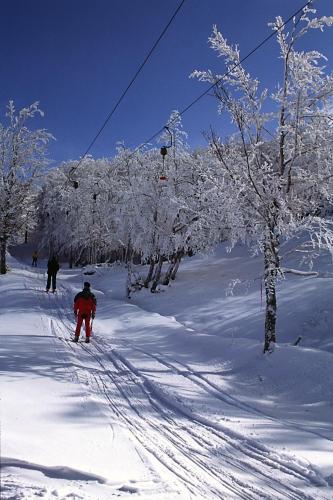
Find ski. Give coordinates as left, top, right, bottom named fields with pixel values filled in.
left=56, top=337, right=91, bottom=344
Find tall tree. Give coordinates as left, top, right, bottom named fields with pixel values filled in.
left=192, top=6, right=333, bottom=352
left=0, top=101, right=53, bottom=274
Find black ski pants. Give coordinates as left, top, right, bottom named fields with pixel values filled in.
left=46, top=272, right=57, bottom=291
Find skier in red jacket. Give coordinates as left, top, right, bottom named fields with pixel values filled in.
left=73, top=282, right=97, bottom=343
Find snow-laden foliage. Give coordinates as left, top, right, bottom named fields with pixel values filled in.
left=0, top=101, right=53, bottom=273
left=39, top=112, right=229, bottom=290
left=34, top=6, right=333, bottom=349
left=40, top=157, right=119, bottom=264
left=191, top=6, right=333, bottom=351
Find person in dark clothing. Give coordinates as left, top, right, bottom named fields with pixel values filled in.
left=73, top=282, right=97, bottom=343
left=32, top=250, right=38, bottom=267
left=46, top=256, right=60, bottom=293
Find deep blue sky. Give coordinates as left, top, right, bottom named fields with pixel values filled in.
left=1, top=0, right=332, bottom=165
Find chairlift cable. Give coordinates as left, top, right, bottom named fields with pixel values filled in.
left=69, top=0, right=187, bottom=180
left=130, top=0, right=312, bottom=157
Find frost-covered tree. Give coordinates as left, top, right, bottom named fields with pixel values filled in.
left=40, top=156, right=121, bottom=264
left=192, top=6, right=333, bottom=352
left=38, top=114, right=228, bottom=293
left=0, top=101, right=53, bottom=274
left=120, top=112, right=229, bottom=292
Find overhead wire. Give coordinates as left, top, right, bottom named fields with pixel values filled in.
left=70, top=0, right=312, bottom=172
left=69, top=0, right=187, bottom=178
left=130, top=0, right=312, bottom=157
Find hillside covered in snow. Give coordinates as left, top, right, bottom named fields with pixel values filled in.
left=1, top=245, right=333, bottom=499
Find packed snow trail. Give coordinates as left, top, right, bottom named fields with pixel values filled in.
left=41, top=275, right=330, bottom=499
left=1, top=269, right=174, bottom=500
left=2, top=261, right=333, bottom=499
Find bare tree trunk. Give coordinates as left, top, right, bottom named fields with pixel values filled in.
left=0, top=237, right=7, bottom=274
left=144, top=257, right=155, bottom=288
left=126, top=261, right=133, bottom=299
left=69, top=247, right=73, bottom=269
left=125, top=239, right=132, bottom=265
left=75, top=247, right=85, bottom=267
left=145, top=209, right=158, bottom=287
left=151, top=255, right=163, bottom=293
left=263, top=233, right=279, bottom=353
left=162, top=249, right=183, bottom=285
left=170, top=249, right=183, bottom=280
left=162, top=256, right=175, bottom=285
left=125, top=239, right=134, bottom=298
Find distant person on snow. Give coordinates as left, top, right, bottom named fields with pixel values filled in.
left=73, top=282, right=97, bottom=343
left=32, top=250, right=38, bottom=267
left=46, top=255, right=59, bottom=293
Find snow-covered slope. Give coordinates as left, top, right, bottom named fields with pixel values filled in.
left=1, top=246, right=333, bottom=499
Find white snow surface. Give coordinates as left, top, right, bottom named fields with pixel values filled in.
left=1, top=245, right=333, bottom=499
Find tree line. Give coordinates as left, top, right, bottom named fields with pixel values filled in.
left=1, top=6, right=333, bottom=352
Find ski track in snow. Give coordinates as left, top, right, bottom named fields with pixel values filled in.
left=20, top=278, right=329, bottom=500
left=126, top=341, right=333, bottom=443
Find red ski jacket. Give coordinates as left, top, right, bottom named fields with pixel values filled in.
left=74, top=290, right=97, bottom=317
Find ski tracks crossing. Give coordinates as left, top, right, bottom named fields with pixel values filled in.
left=36, top=282, right=330, bottom=500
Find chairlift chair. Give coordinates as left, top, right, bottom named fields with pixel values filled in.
left=159, top=126, right=173, bottom=181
